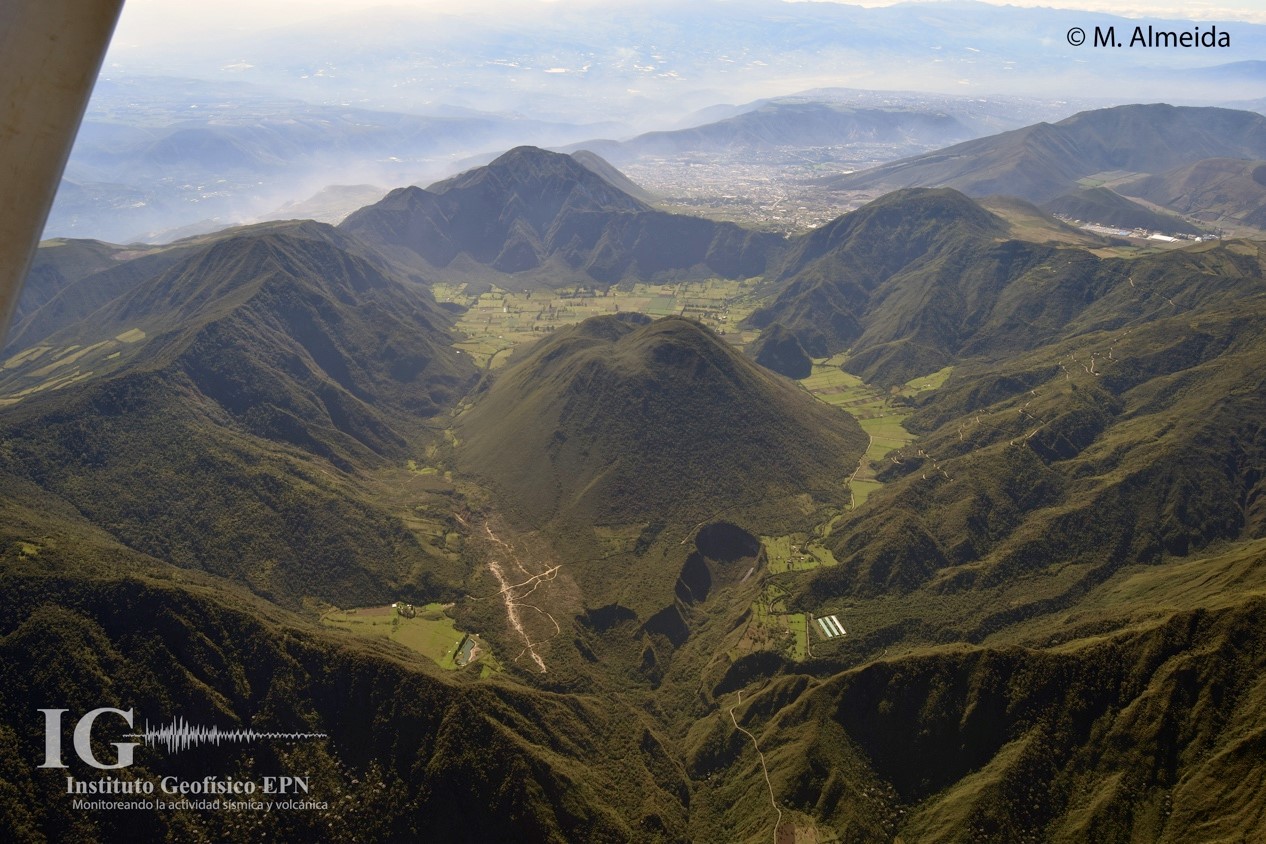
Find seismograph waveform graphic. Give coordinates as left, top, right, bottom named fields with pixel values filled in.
left=127, top=717, right=327, bottom=755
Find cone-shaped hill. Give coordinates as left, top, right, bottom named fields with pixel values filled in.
left=456, top=314, right=867, bottom=532
left=340, top=146, right=782, bottom=286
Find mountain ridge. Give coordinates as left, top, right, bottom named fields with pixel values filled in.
left=0, top=225, right=476, bottom=606
left=340, top=146, right=784, bottom=287
left=569, top=101, right=976, bottom=164
left=1118, top=156, right=1266, bottom=233
left=748, top=187, right=1018, bottom=381
left=825, top=104, right=1266, bottom=204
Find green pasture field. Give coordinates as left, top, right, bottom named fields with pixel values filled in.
left=806, top=544, right=838, bottom=566
left=802, top=357, right=956, bottom=509
left=762, top=535, right=832, bottom=574
left=785, top=612, right=809, bottom=661
left=859, top=415, right=910, bottom=452
left=321, top=603, right=488, bottom=671
left=1, top=326, right=150, bottom=406
left=901, top=365, right=952, bottom=394
left=849, top=479, right=884, bottom=509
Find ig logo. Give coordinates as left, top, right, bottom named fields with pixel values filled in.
left=37, top=708, right=138, bottom=770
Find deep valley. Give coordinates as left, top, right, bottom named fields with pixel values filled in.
left=3, top=103, right=1266, bottom=843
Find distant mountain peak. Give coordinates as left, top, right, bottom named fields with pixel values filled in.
left=428, top=145, right=651, bottom=214
left=340, top=146, right=782, bottom=285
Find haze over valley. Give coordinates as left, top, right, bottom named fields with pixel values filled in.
left=50, top=1, right=1266, bottom=242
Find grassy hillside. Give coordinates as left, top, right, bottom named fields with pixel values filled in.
left=8, top=242, right=193, bottom=352
left=749, top=188, right=1032, bottom=382
left=1119, top=157, right=1266, bottom=234
left=15, top=239, right=124, bottom=324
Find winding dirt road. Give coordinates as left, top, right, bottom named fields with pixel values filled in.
left=729, top=690, right=784, bottom=844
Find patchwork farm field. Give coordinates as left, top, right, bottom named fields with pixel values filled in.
left=321, top=603, right=497, bottom=674
left=762, top=534, right=839, bottom=574
left=731, top=536, right=845, bottom=662
left=436, top=278, right=764, bottom=368
left=0, top=327, right=148, bottom=406
left=732, top=582, right=809, bottom=662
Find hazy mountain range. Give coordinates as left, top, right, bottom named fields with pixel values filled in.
left=47, top=0, right=1266, bottom=244
left=825, top=104, right=1266, bottom=202
left=50, top=77, right=1090, bottom=244
left=824, top=103, right=1266, bottom=239
left=566, top=102, right=978, bottom=165
left=50, top=76, right=616, bottom=243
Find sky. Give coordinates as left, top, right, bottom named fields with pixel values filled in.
left=110, top=0, right=1266, bottom=47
